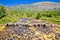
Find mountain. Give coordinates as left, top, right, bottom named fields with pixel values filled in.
left=32, top=2, right=60, bottom=10
left=8, top=2, right=60, bottom=11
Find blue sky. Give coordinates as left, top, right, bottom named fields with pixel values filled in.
left=0, top=0, right=60, bottom=6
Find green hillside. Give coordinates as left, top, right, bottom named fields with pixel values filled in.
left=0, top=5, right=60, bottom=24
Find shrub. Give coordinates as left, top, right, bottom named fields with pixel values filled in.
left=36, top=13, right=41, bottom=19
left=0, top=5, right=7, bottom=19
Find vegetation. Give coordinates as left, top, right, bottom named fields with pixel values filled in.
left=0, top=5, right=60, bottom=24
left=0, top=5, right=7, bottom=19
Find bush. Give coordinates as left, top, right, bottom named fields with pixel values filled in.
left=36, top=13, right=41, bottom=19
left=0, top=5, right=7, bottom=19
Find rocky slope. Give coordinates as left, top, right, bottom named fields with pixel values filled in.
left=9, top=2, right=60, bottom=11
left=0, top=18, right=60, bottom=40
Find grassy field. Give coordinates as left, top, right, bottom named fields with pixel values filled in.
left=0, top=5, right=60, bottom=24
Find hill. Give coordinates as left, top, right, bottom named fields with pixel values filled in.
left=8, top=2, right=60, bottom=11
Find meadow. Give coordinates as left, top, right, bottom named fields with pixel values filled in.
left=0, top=5, right=60, bottom=24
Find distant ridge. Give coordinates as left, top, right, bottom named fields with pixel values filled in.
left=34, top=1, right=58, bottom=4
left=8, top=2, right=60, bottom=11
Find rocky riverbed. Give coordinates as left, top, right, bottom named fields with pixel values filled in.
left=0, top=18, right=60, bottom=40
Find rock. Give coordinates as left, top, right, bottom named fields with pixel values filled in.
left=37, top=24, right=40, bottom=27
left=58, top=25, right=60, bottom=28
left=33, top=24, right=36, bottom=27
left=5, top=24, right=8, bottom=27
left=44, top=22, right=51, bottom=26
left=2, top=18, right=60, bottom=40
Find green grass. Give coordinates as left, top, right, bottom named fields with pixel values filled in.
left=0, top=7, right=60, bottom=24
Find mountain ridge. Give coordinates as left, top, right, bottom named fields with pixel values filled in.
left=7, top=2, right=60, bottom=11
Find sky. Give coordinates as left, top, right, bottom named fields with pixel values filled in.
left=0, top=0, right=60, bottom=6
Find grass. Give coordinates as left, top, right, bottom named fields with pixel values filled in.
left=0, top=7, right=60, bottom=24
